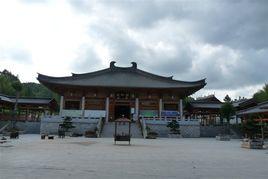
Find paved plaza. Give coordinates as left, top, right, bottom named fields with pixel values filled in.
left=0, top=135, right=267, bottom=179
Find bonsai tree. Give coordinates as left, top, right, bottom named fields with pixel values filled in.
left=167, top=120, right=180, bottom=134
left=241, top=118, right=260, bottom=139
left=59, top=116, right=75, bottom=132
left=220, top=95, right=235, bottom=134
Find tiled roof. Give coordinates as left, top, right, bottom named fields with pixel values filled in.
left=0, top=94, right=54, bottom=105
left=237, top=101, right=268, bottom=115
left=190, top=103, right=222, bottom=109
left=37, top=61, right=206, bottom=94
left=194, top=95, right=222, bottom=104
left=190, top=95, right=222, bottom=109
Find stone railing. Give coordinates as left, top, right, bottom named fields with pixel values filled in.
left=41, top=115, right=99, bottom=123
left=40, top=115, right=102, bottom=135
left=0, top=114, right=41, bottom=122
left=141, top=116, right=199, bottom=126
left=61, top=109, right=106, bottom=118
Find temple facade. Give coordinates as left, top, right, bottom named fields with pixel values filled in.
left=38, top=61, right=206, bottom=122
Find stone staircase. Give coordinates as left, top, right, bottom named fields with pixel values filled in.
left=0, top=121, right=10, bottom=134
left=230, top=125, right=243, bottom=139
left=101, top=121, right=143, bottom=138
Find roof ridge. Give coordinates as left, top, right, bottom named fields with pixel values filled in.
left=68, top=61, right=206, bottom=84
left=1, top=93, right=53, bottom=100
left=37, top=61, right=206, bottom=92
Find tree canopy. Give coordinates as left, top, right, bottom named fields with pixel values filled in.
left=253, top=84, right=268, bottom=103
left=0, top=69, right=59, bottom=101
left=12, top=81, right=22, bottom=93
left=220, top=95, right=235, bottom=123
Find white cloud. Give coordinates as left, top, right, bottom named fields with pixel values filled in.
left=0, top=0, right=267, bottom=100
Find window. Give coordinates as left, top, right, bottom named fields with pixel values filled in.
left=164, top=103, right=178, bottom=111
left=64, top=100, right=80, bottom=110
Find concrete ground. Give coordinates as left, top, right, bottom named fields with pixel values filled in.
left=0, top=135, right=267, bottom=179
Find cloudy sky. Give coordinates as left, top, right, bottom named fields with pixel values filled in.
left=0, top=0, right=267, bottom=100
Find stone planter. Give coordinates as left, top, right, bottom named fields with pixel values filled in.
left=146, top=132, right=158, bottom=139
left=168, top=133, right=182, bottom=138
left=216, top=135, right=231, bottom=141
left=241, top=138, right=264, bottom=149
left=64, top=131, right=73, bottom=137
left=10, top=131, right=19, bottom=139
left=84, top=131, right=97, bottom=138
left=146, top=134, right=157, bottom=139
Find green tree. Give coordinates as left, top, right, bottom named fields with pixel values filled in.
left=167, top=120, right=180, bottom=134
left=0, top=69, right=18, bottom=95
left=220, top=95, right=235, bottom=134
left=253, top=84, right=268, bottom=103
left=183, top=96, right=194, bottom=114
left=59, top=116, right=75, bottom=132
left=0, top=69, right=59, bottom=102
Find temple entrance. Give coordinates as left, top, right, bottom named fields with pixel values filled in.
left=114, top=105, right=131, bottom=119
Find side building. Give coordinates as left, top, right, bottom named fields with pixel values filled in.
left=0, top=94, right=57, bottom=121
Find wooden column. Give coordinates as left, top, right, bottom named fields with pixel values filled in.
left=81, top=96, right=85, bottom=119
left=25, top=109, right=28, bottom=120
left=105, top=97, right=109, bottom=122
left=159, top=98, right=163, bottom=119
left=179, top=99, right=183, bottom=119
left=59, top=96, right=64, bottom=117
left=135, top=98, right=139, bottom=121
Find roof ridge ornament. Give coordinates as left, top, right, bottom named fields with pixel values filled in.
left=131, top=62, right=137, bottom=69
left=110, top=61, right=116, bottom=68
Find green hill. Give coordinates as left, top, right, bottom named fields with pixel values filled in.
left=0, top=69, right=59, bottom=101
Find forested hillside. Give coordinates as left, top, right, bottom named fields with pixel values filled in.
left=0, top=69, right=59, bottom=101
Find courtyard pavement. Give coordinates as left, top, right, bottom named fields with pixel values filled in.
left=0, top=135, right=267, bottom=179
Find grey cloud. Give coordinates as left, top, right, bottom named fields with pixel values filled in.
left=88, top=22, right=141, bottom=64
left=72, top=46, right=102, bottom=73
left=68, top=0, right=268, bottom=91
left=68, top=0, right=94, bottom=13
left=183, top=47, right=268, bottom=90
left=139, top=47, right=193, bottom=77
left=98, top=0, right=268, bottom=50
left=0, top=47, right=32, bottom=63
left=21, top=0, right=48, bottom=4
left=190, top=1, right=268, bottom=50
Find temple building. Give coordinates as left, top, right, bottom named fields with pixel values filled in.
left=37, top=61, right=206, bottom=122
left=188, top=95, right=223, bottom=126
left=0, top=94, right=57, bottom=121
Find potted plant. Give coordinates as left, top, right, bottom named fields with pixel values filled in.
left=146, top=126, right=158, bottom=139
left=167, top=120, right=182, bottom=138
left=59, top=116, right=75, bottom=137
left=9, top=127, right=19, bottom=139
left=241, top=118, right=264, bottom=149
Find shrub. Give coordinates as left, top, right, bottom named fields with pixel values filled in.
left=59, top=116, right=75, bottom=132
left=167, top=120, right=180, bottom=134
